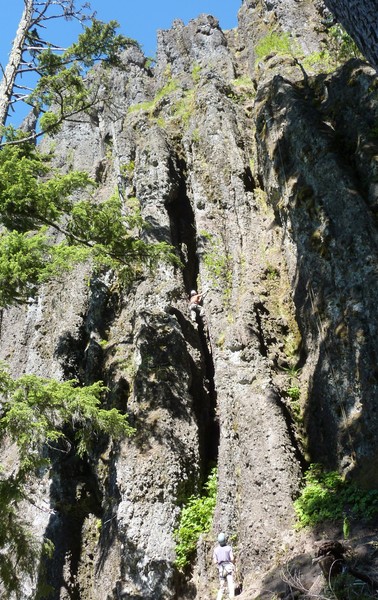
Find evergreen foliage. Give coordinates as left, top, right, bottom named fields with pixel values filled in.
left=0, top=472, right=41, bottom=598
left=0, top=362, right=135, bottom=596
left=1, top=4, right=139, bottom=139
left=27, top=19, right=138, bottom=138
left=174, top=468, right=217, bottom=570
left=0, top=139, right=178, bottom=306
left=0, top=365, right=135, bottom=466
left=0, top=5, right=179, bottom=595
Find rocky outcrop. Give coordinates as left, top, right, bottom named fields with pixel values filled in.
left=255, top=57, right=378, bottom=486
left=1, top=1, right=378, bottom=599
left=236, top=0, right=327, bottom=69
left=324, top=0, right=378, bottom=71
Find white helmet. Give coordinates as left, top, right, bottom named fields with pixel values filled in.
left=218, top=532, right=226, bottom=546
left=190, top=290, right=197, bottom=295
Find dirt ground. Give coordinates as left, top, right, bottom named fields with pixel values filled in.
left=238, top=519, right=378, bottom=599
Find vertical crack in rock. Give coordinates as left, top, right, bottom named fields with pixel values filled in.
left=39, top=274, right=118, bottom=597
left=165, top=159, right=199, bottom=291
left=2, top=3, right=378, bottom=599
left=252, top=301, right=269, bottom=358
left=36, top=455, right=103, bottom=599
left=166, top=160, right=219, bottom=473
left=196, top=319, right=219, bottom=470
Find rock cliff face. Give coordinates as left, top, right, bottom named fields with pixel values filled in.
left=324, top=0, right=378, bottom=71
left=1, top=1, right=378, bottom=599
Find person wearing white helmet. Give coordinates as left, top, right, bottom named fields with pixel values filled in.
left=213, top=532, right=235, bottom=599
left=188, top=289, right=206, bottom=324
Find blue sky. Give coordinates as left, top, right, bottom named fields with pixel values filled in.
left=1, top=1, right=241, bottom=125
left=1, top=1, right=241, bottom=64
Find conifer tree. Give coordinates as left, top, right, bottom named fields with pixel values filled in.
left=0, top=1, right=178, bottom=306
left=0, top=0, right=136, bottom=133
left=0, top=4, right=177, bottom=594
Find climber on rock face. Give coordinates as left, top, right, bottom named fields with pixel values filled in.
left=213, top=532, right=235, bottom=600
left=188, top=289, right=206, bottom=323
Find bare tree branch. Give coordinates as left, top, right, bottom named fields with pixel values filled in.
left=0, top=0, right=92, bottom=129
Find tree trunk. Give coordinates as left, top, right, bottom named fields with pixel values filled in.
left=324, top=0, right=378, bottom=71
left=0, top=0, right=34, bottom=127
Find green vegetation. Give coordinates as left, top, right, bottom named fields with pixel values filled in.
left=191, top=64, right=201, bottom=84
left=266, top=264, right=279, bottom=280
left=128, top=80, right=197, bottom=133
left=255, top=31, right=292, bottom=62
left=283, top=364, right=301, bottom=383
left=1, top=18, right=137, bottom=140
left=302, top=50, right=334, bottom=73
left=283, top=330, right=302, bottom=363
left=294, top=464, right=378, bottom=529
left=254, top=23, right=361, bottom=76
left=229, top=76, right=255, bottom=103
left=0, top=7, right=180, bottom=595
left=343, top=515, right=350, bottom=540
left=302, top=23, right=362, bottom=73
left=174, top=468, right=217, bottom=570
left=231, top=75, right=254, bottom=88
left=0, top=364, right=135, bottom=596
left=0, top=140, right=178, bottom=306
left=254, top=187, right=269, bottom=212
left=328, top=24, right=362, bottom=63
left=154, top=80, right=180, bottom=103
left=282, top=365, right=303, bottom=425
left=201, top=232, right=233, bottom=307
left=286, top=386, right=300, bottom=402
left=144, top=57, right=156, bottom=69
left=172, top=89, right=196, bottom=127
left=286, top=385, right=302, bottom=424
left=120, top=160, right=135, bottom=179
left=128, top=79, right=179, bottom=115
left=192, top=128, right=200, bottom=143
left=0, top=138, right=175, bottom=589
left=0, top=367, right=135, bottom=467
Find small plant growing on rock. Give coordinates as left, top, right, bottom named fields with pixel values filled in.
left=174, top=468, right=217, bottom=570
left=120, top=160, right=135, bottom=178
left=301, top=23, right=362, bottom=73
left=328, top=24, right=362, bottom=64
left=172, top=89, right=195, bottom=127
left=255, top=31, right=292, bottom=62
left=201, top=233, right=233, bottom=308
left=191, top=64, right=201, bottom=84
left=294, top=464, right=378, bottom=529
left=191, top=128, right=200, bottom=143
left=287, top=386, right=300, bottom=401
left=127, top=79, right=179, bottom=117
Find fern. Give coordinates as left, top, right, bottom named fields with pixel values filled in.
left=294, top=464, right=378, bottom=528
left=174, top=468, right=217, bottom=570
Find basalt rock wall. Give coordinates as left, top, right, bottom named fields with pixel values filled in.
left=1, top=1, right=377, bottom=598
